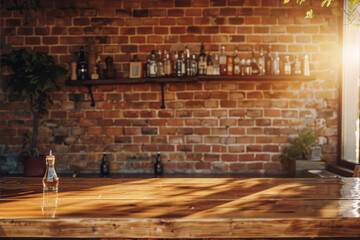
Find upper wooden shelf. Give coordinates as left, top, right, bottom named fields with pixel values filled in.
left=65, top=75, right=315, bottom=86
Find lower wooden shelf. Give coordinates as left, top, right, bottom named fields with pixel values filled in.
left=65, top=75, right=315, bottom=86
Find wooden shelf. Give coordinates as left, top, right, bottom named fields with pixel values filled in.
left=65, top=75, right=315, bottom=108
left=65, top=75, right=315, bottom=86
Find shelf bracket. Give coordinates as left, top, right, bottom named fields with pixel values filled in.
left=87, top=85, right=95, bottom=107
left=160, top=83, right=165, bottom=109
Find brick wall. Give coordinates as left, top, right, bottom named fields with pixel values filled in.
left=0, top=0, right=340, bottom=175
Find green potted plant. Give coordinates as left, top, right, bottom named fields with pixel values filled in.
left=280, top=129, right=318, bottom=176
left=1, top=48, right=67, bottom=176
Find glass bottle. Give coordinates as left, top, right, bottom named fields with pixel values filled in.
left=149, top=50, right=157, bottom=78
left=144, top=56, right=150, bottom=78
left=198, top=43, right=207, bottom=75
left=185, top=47, right=192, bottom=77
left=219, top=46, right=227, bottom=75
left=226, top=56, right=233, bottom=75
left=206, top=53, right=214, bottom=75
left=233, top=49, right=241, bottom=75
left=175, top=51, right=183, bottom=77
left=213, top=54, right=220, bottom=75
left=258, top=46, right=265, bottom=76
left=240, top=58, right=246, bottom=76
left=76, top=46, right=89, bottom=80
left=293, top=54, right=301, bottom=75
left=100, top=153, right=109, bottom=177
left=42, top=150, right=59, bottom=191
left=164, top=50, right=172, bottom=77
left=273, top=51, right=280, bottom=75
left=191, top=54, right=198, bottom=76
left=303, top=54, right=310, bottom=76
left=265, top=46, right=273, bottom=75
left=283, top=55, right=291, bottom=75
left=157, top=50, right=164, bottom=77
left=181, top=51, right=186, bottom=76
left=245, top=59, right=252, bottom=76
left=251, top=49, right=260, bottom=76
left=154, top=152, right=163, bottom=176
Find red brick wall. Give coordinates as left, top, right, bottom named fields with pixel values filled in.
left=0, top=0, right=340, bottom=175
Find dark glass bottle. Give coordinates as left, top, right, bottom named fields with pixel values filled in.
left=77, top=46, right=89, bottom=80
left=265, top=46, right=273, bottom=75
left=198, top=43, right=207, bottom=75
left=185, top=46, right=192, bottom=77
left=154, top=152, right=163, bottom=176
left=149, top=50, right=157, bottom=78
left=100, top=153, right=109, bottom=177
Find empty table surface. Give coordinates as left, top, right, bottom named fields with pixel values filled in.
left=1, top=177, right=360, bottom=238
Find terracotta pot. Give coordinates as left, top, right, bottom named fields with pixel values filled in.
left=23, top=156, right=45, bottom=177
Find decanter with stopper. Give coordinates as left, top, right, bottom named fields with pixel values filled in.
left=42, top=150, right=59, bottom=191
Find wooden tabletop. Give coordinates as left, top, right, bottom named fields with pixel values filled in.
left=1, top=177, right=360, bottom=238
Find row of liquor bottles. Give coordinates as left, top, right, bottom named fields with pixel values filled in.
left=143, top=44, right=310, bottom=78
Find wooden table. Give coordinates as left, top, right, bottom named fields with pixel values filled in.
left=1, top=177, right=360, bottom=238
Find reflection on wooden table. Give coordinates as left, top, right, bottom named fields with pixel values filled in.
left=0, top=177, right=360, bottom=238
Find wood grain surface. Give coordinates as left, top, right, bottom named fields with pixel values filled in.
left=1, top=177, right=360, bottom=238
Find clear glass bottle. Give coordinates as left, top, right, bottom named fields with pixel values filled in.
left=293, top=54, right=302, bottom=75
left=251, top=49, right=260, bottom=76
left=233, top=49, right=241, bottom=75
left=258, top=46, right=265, bottom=76
left=154, top=152, right=163, bottom=176
left=283, top=55, right=291, bottom=75
left=175, top=51, right=183, bottom=77
left=265, top=46, right=273, bottom=75
left=149, top=50, right=157, bottom=78
left=245, top=59, right=252, bottom=76
left=42, top=150, right=59, bottom=191
left=185, top=46, right=192, bottom=77
left=213, top=54, right=220, bottom=75
left=157, top=50, right=164, bottom=77
left=219, top=46, right=227, bottom=75
left=191, top=54, right=198, bottom=76
left=164, top=50, right=172, bottom=77
left=240, top=58, right=246, bottom=76
left=273, top=51, right=280, bottom=75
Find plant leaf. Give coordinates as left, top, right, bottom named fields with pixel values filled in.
left=305, top=9, right=313, bottom=19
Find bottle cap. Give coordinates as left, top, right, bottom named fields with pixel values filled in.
left=46, top=150, right=55, bottom=161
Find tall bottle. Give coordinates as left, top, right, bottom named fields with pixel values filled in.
left=265, top=46, right=273, bottom=75
left=293, top=54, right=302, bottom=75
left=233, top=49, right=241, bottom=75
left=154, top=152, right=163, bottom=176
left=303, top=54, right=310, bottom=76
left=157, top=50, right=164, bottom=77
left=213, top=54, right=220, bottom=75
left=164, top=50, right=172, bottom=77
left=198, top=43, right=207, bottom=75
left=181, top=51, right=186, bottom=76
left=219, top=46, right=227, bottom=75
left=226, top=56, right=233, bottom=75
left=283, top=55, right=291, bottom=75
left=100, top=153, right=109, bottom=177
left=76, top=46, right=89, bottom=80
left=42, top=150, right=59, bottom=191
left=251, top=49, right=260, bottom=76
left=144, top=55, right=150, bottom=78
left=191, top=54, right=198, bottom=76
left=258, top=46, right=265, bottom=76
left=240, top=58, right=246, bottom=76
left=273, top=51, right=280, bottom=75
left=245, top=59, right=252, bottom=76
left=206, top=53, right=214, bottom=75
left=149, top=50, right=157, bottom=78
left=185, top=46, right=192, bottom=77
left=175, top=51, right=183, bottom=77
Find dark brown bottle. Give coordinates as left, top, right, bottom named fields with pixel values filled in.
left=154, top=152, right=163, bottom=176
left=100, top=153, right=109, bottom=177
